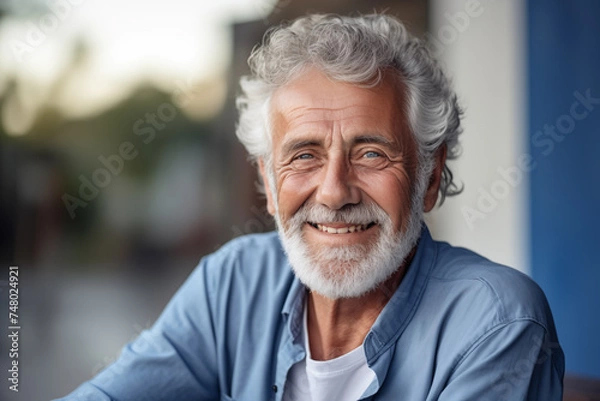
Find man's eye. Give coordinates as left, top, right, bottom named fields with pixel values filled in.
left=295, top=153, right=314, bottom=160
left=364, top=151, right=381, bottom=158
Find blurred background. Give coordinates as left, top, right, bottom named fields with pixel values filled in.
left=0, top=0, right=598, bottom=399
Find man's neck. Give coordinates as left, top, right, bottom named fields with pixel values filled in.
left=306, top=249, right=414, bottom=361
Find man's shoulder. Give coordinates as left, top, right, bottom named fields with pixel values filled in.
left=425, top=239, right=554, bottom=329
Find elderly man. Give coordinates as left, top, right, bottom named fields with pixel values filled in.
left=57, top=14, right=564, bottom=401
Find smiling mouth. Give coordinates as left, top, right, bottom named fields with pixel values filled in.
left=307, top=222, right=377, bottom=234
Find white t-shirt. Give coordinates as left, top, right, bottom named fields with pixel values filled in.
left=283, top=302, right=376, bottom=401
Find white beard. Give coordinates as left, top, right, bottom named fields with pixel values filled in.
left=272, top=169, right=429, bottom=299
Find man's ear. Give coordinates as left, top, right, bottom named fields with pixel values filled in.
left=423, top=145, right=447, bottom=212
left=258, top=158, right=276, bottom=216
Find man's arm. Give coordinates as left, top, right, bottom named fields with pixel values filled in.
left=53, top=260, right=220, bottom=401
left=438, top=319, right=564, bottom=401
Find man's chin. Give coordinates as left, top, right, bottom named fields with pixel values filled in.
left=299, top=273, right=384, bottom=300
left=291, top=256, right=388, bottom=299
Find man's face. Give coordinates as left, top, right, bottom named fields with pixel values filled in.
left=260, top=68, right=439, bottom=299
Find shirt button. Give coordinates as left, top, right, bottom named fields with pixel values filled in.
left=272, top=384, right=278, bottom=393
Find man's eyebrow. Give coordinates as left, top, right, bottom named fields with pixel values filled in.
left=352, top=135, right=395, bottom=147
left=281, top=139, right=322, bottom=155
left=281, top=135, right=396, bottom=154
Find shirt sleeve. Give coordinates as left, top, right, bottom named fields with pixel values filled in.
left=437, top=319, right=564, bottom=401
left=53, top=259, right=220, bottom=401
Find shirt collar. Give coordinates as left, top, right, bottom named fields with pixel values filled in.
left=362, top=224, right=438, bottom=394
left=281, top=264, right=307, bottom=343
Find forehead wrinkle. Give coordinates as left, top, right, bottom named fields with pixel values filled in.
left=282, top=103, right=385, bottom=123
left=275, top=112, right=403, bottom=157
left=277, top=105, right=393, bottom=144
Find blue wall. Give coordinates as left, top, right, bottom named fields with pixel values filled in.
left=528, top=0, right=600, bottom=377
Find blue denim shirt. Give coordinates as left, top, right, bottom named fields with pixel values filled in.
left=55, top=227, right=564, bottom=400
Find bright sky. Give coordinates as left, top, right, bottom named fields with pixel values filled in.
left=0, top=0, right=275, bottom=128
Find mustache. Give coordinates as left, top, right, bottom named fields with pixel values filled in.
left=290, top=202, right=389, bottom=226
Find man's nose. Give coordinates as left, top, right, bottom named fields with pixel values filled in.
left=315, top=155, right=361, bottom=210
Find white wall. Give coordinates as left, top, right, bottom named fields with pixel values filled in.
left=426, top=0, right=528, bottom=272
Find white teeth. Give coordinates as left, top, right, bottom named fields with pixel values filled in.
left=315, top=224, right=370, bottom=234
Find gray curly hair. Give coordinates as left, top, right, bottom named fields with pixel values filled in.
left=235, top=13, right=463, bottom=202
